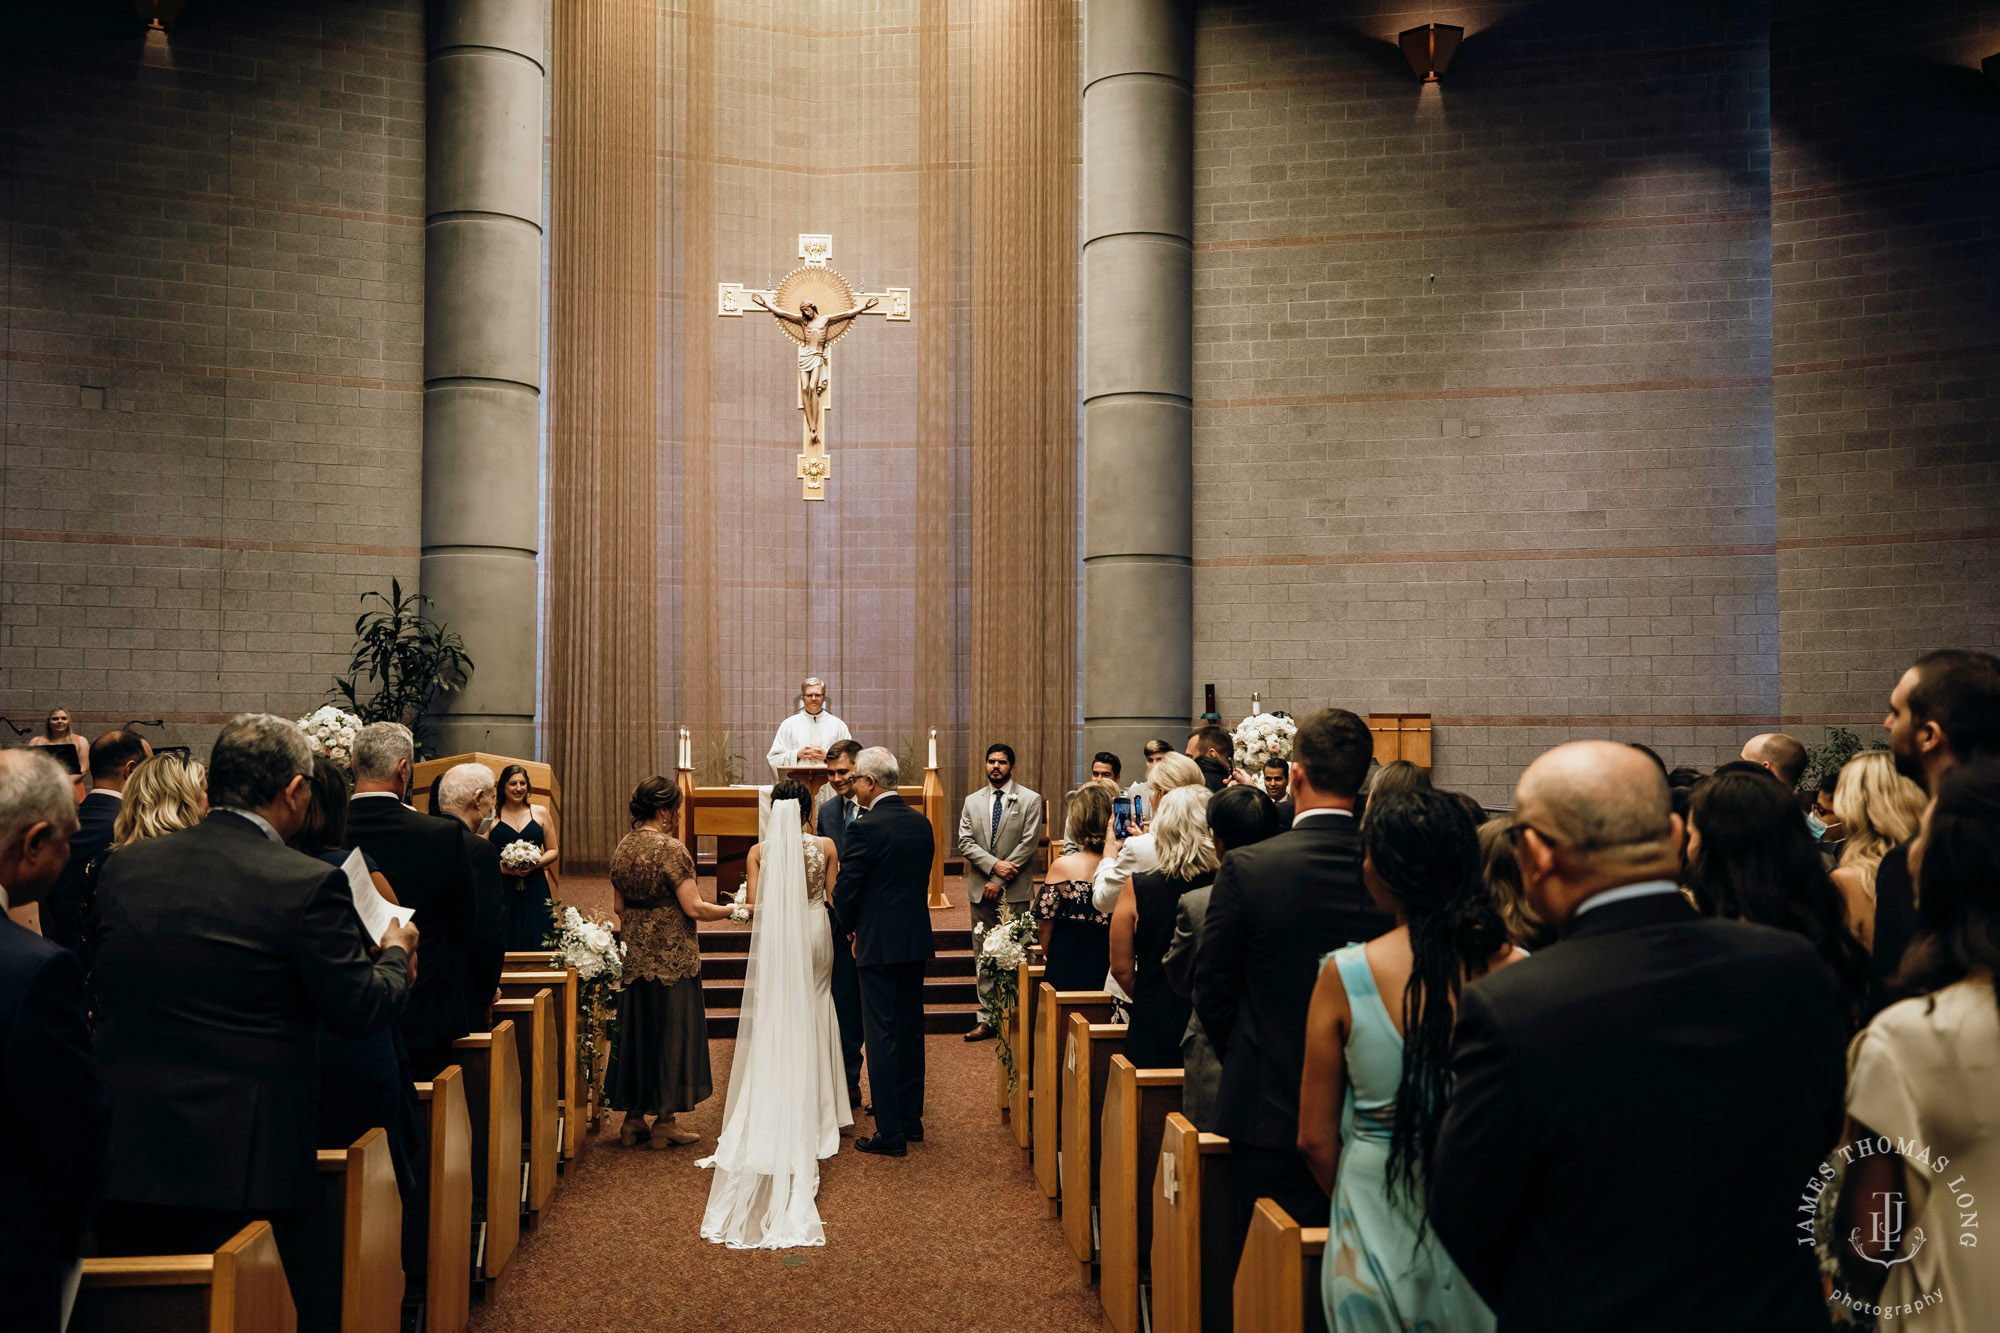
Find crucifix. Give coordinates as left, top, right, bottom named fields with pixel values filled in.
left=718, top=234, right=911, bottom=501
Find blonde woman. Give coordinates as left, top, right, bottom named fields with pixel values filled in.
left=1110, top=784, right=1218, bottom=1068
left=30, top=706, right=89, bottom=773
left=1829, top=750, right=1927, bottom=951
left=111, top=754, right=208, bottom=849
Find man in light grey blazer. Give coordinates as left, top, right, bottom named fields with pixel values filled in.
left=956, top=742, right=1042, bottom=1041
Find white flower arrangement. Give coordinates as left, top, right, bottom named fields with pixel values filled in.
left=498, top=839, right=544, bottom=875
left=728, top=876, right=751, bottom=923
left=976, top=908, right=1041, bottom=1087
left=555, top=905, right=624, bottom=983
left=1231, top=710, right=1297, bottom=772
left=297, top=705, right=364, bottom=769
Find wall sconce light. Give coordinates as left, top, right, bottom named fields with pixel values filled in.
left=1399, top=23, right=1464, bottom=83
left=131, top=0, right=191, bottom=30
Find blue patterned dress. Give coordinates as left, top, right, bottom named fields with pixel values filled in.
left=1321, top=943, right=1494, bottom=1333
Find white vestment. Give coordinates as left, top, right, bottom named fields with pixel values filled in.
left=766, top=709, right=851, bottom=778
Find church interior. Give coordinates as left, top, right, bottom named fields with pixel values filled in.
left=3, top=0, right=1998, bottom=1329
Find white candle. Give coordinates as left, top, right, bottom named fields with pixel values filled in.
left=928, top=729, right=938, bottom=770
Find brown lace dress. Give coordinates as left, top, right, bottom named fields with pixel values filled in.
left=602, top=827, right=712, bottom=1115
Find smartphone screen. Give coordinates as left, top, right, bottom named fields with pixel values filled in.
left=1112, top=796, right=1133, bottom=839
left=1131, top=794, right=1145, bottom=829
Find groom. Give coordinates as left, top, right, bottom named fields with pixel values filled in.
left=831, top=746, right=936, bottom=1156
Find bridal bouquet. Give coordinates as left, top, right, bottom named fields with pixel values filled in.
left=297, top=705, right=363, bottom=770
left=499, top=839, right=544, bottom=877
left=728, top=876, right=751, bottom=923
left=1232, top=710, right=1296, bottom=772
left=976, top=907, right=1039, bottom=1089
left=555, top=905, right=624, bottom=1109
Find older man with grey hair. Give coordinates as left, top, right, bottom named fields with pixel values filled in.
left=92, top=715, right=415, bottom=1328
left=0, top=749, right=109, bottom=1329
left=1427, top=740, right=1845, bottom=1331
left=766, top=676, right=851, bottom=779
left=435, top=763, right=506, bottom=1044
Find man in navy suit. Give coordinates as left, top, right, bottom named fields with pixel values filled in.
left=820, top=739, right=866, bottom=1100
left=0, top=749, right=111, bottom=1332
left=41, top=727, right=149, bottom=956
left=831, top=746, right=935, bottom=1155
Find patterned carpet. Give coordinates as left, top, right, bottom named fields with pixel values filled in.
left=471, top=879, right=1100, bottom=1331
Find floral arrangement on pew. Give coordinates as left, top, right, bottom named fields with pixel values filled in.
left=976, top=906, right=1039, bottom=1090
left=1231, top=709, right=1296, bottom=773
left=297, top=705, right=364, bottom=771
left=498, top=838, right=544, bottom=881
left=554, top=905, right=625, bottom=1109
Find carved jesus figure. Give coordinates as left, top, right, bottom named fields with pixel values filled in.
left=751, top=292, right=879, bottom=445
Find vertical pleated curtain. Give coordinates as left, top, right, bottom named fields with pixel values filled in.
left=546, top=0, right=1077, bottom=868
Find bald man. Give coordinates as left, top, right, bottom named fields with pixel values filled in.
left=1740, top=731, right=1807, bottom=790
left=1427, top=741, right=1846, bottom=1333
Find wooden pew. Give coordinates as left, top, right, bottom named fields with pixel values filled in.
left=1032, top=985, right=1115, bottom=1212
left=452, top=1023, right=523, bottom=1286
left=75, top=1220, right=296, bottom=1333
left=1151, top=1112, right=1236, bottom=1333
left=1233, top=1197, right=1329, bottom=1333
left=1100, top=1058, right=1184, bottom=1333
left=314, top=1128, right=402, bottom=1333
left=1060, top=1012, right=1129, bottom=1279
left=493, top=989, right=559, bottom=1219
left=415, top=1066, right=474, bottom=1333
left=498, top=967, right=582, bottom=1161
left=1009, top=961, right=1045, bottom=1150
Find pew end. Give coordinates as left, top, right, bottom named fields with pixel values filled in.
left=498, top=968, right=583, bottom=1162
left=1010, top=961, right=1045, bottom=1152
left=76, top=1220, right=296, bottom=1333
left=1033, top=984, right=1115, bottom=1209
left=1150, top=1113, right=1235, bottom=1333
left=453, top=1022, right=524, bottom=1288
left=314, top=1128, right=402, bottom=1333
left=415, top=1067, right=474, bottom=1333
left=1100, top=1060, right=1184, bottom=1333
left=1060, top=1013, right=1129, bottom=1280
left=493, top=989, right=561, bottom=1220
left=1232, top=1198, right=1329, bottom=1333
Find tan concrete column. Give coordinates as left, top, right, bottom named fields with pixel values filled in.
left=1083, top=0, right=1194, bottom=770
left=422, top=0, right=544, bottom=758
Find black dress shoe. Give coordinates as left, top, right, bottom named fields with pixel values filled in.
left=907, top=1124, right=924, bottom=1142
left=855, top=1134, right=907, bottom=1157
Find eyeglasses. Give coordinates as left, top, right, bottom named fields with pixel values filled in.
left=1504, top=821, right=1555, bottom=848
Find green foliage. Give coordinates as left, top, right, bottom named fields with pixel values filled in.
left=329, top=578, right=474, bottom=758
left=699, top=731, right=745, bottom=786
left=1798, top=725, right=1884, bottom=795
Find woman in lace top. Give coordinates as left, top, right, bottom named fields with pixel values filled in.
left=603, top=777, right=739, bottom=1149
left=1035, top=784, right=1114, bottom=992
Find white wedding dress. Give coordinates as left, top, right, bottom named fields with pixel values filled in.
left=697, top=798, right=853, bottom=1248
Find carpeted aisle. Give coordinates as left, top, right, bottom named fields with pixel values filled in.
left=467, top=1034, right=1104, bottom=1332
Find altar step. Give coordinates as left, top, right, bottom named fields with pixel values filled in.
left=698, top=927, right=983, bottom=1039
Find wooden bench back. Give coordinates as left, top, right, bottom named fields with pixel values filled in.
left=453, top=1022, right=523, bottom=1279
left=414, top=1066, right=473, bottom=1333
left=493, top=989, right=560, bottom=1214
left=1061, top=1014, right=1129, bottom=1270
left=497, top=967, right=583, bottom=1159
left=1032, top=984, right=1114, bottom=1202
left=1008, top=961, right=1046, bottom=1148
left=314, top=1127, right=401, bottom=1333
left=1150, top=1112, right=1235, bottom=1333
left=75, top=1220, right=295, bottom=1333
left=1233, top=1197, right=1329, bottom=1333
left=1100, top=1058, right=1185, bottom=1333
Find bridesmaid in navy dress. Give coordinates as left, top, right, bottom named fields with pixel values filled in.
left=490, top=763, right=559, bottom=950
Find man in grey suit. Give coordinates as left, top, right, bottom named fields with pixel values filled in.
left=956, top=743, right=1042, bottom=1042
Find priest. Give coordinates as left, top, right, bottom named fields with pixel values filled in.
left=767, top=677, right=851, bottom=779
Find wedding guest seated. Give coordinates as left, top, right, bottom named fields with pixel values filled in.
left=1162, top=784, right=1281, bottom=1129
left=91, top=714, right=416, bottom=1333
left=1476, top=815, right=1556, bottom=952
left=1428, top=741, right=1846, bottom=1332
left=603, top=778, right=733, bottom=1148
left=41, top=727, right=149, bottom=955
left=1837, top=759, right=2000, bottom=1325
left=1034, top=784, right=1114, bottom=992
left=1300, top=788, right=1523, bottom=1332
left=290, top=756, right=421, bottom=1211
left=1195, top=707, right=1391, bottom=1256
left=1090, top=751, right=1203, bottom=914
left=437, top=763, right=505, bottom=1034
left=1111, top=785, right=1216, bottom=1069
left=1685, top=767, right=1872, bottom=1031
left=346, top=722, right=477, bottom=1074
left=0, top=750, right=108, bottom=1332
left=1826, top=751, right=1925, bottom=953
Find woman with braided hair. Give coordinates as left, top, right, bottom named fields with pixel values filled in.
left=1298, top=788, right=1524, bottom=1333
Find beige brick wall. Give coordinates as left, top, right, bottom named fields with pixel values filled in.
left=1, top=3, right=425, bottom=752
left=1192, top=3, right=1789, bottom=805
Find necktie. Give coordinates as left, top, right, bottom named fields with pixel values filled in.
left=991, top=790, right=1004, bottom=846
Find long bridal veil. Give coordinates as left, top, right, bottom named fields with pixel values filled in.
left=697, top=797, right=830, bottom=1249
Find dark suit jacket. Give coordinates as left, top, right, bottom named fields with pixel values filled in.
left=1867, top=843, right=1916, bottom=1005
left=1428, top=892, right=1847, bottom=1332
left=1192, top=811, right=1391, bottom=1150
left=41, top=788, right=119, bottom=954
left=92, top=812, right=410, bottom=1212
left=822, top=793, right=859, bottom=858
left=346, top=794, right=476, bottom=1050
left=0, top=916, right=110, bottom=1329
left=458, top=823, right=505, bottom=1020
left=831, top=794, right=935, bottom=968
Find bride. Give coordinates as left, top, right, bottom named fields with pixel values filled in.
left=697, top=780, right=854, bottom=1248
